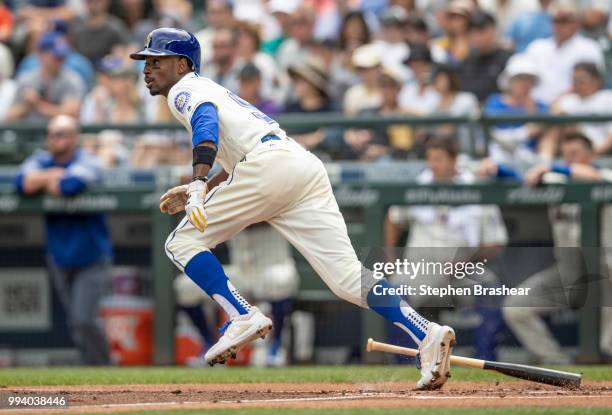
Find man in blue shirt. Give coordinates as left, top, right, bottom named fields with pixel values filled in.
left=14, top=114, right=112, bottom=365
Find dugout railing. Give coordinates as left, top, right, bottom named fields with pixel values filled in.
left=0, top=178, right=610, bottom=365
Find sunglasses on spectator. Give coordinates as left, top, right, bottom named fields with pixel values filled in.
left=553, top=16, right=574, bottom=24
left=47, top=130, right=73, bottom=139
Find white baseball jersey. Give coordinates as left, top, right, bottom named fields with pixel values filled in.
left=167, top=72, right=286, bottom=172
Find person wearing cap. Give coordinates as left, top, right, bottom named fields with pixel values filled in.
left=459, top=10, right=513, bottom=102
left=261, top=0, right=301, bottom=56
left=238, top=62, right=280, bottom=116
left=343, top=43, right=382, bottom=116
left=6, top=31, right=85, bottom=123
left=431, top=0, right=474, bottom=63
left=405, top=15, right=431, bottom=46
left=484, top=54, right=550, bottom=163
left=504, top=0, right=554, bottom=53
left=284, top=57, right=333, bottom=149
left=373, top=6, right=410, bottom=68
left=276, top=5, right=316, bottom=70
left=523, top=0, right=604, bottom=104
left=552, top=62, right=612, bottom=154
left=398, top=44, right=440, bottom=115
left=346, top=66, right=409, bottom=159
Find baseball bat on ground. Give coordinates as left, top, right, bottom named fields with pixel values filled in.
left=366, top=338, right=581, bottom=388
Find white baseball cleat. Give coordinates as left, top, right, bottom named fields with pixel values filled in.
left=415, top=323, right=456, bottom=390
left=204, top=307, right=273, bottom=366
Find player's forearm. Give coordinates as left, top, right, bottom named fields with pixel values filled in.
left=21, top=171, right=52, bottom=194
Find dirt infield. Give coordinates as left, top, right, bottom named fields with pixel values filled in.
left=2, top=381, right=612, bottom=413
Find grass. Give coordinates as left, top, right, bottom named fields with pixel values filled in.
left=78, top=408, right=612, bottom=415
left=0, top=365, right=610, bottom=386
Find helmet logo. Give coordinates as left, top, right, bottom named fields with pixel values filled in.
left=145, top=32, right=152, bottom=48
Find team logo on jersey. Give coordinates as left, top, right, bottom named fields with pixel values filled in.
left=174, top=91, right=191, bottom=114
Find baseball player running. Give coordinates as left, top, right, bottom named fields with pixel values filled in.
left=131, top=28, right=455, bottom=389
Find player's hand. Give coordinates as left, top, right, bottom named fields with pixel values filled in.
left=159, top=184, right=189, bottom=215
left=525, top=165, right=549, bottom=187
left=185, top=180, right=208, bottom=232
left=477, top=159, right=498, bottom=178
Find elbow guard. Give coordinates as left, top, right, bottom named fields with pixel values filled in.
left=193, top=145, right=217, bottom=167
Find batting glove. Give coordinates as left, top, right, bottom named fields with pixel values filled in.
left=186, top=179, right=208, bottom=232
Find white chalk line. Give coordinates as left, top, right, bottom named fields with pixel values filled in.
left=2, top=392, right=610, bottom=413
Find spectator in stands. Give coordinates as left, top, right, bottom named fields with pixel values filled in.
left=481, top=132, right=612, bottom=363
left=0, top=42, right=16, bottom=121
left=132, top=0, right=194, bottom=46
left=262, top=0, right=301, bottom=56
left=460, top=11, right=513, bottom=102
left=81, top=56, right=143, bottom=124
left=6, top=32, right=85, bottom=123
left=71, top=0, right=129, bottom=66
left=405, top=15, right=431, bottom=46
left=14, top=114, right=111, bottom=365
left=343, top=43, right=382, bottom=116
left=195, top=0, right=234, bottom=65
left=235, top=21, right=283, bottom=105
left=484, top=54, right=550, bottom=163
left=580, top=0, right=612, bottom=39
left=552, top=62, right=612, bottom=155
left=374, top=6, right=410, bottom=68
left=504, top=0, right=554, bottom=52
left=385, top=135, right=508, bottom=361
left=16, top=30, right=95, bottom=91
left=201, top=27, right=242, bottom=93
left=0, top=0, right=13, bottom=43
left=479, top=0, right=539, bottom=33
left=328, top=11, right=370, bottom=102
left=284, top=57, right=333, bottom=150
left=343, top=67, right=406, bottom=161
left=238, top=62, right=280, bottom=116
left=524, top=0, right=604, bottom=104
left=431, top=65, right=479, bottom=152
left=431, top=0, right=474, bottom=64
left=277, top=5, right=316, bottom=70
left=399, top=44, right=440, bottom=114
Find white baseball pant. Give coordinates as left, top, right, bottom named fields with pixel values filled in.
left=164, top=138, right=368, bottom=307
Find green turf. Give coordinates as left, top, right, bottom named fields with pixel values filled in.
left=0, top=365, right=610, bottom=386
left=78, top=408, right=612, bottom=415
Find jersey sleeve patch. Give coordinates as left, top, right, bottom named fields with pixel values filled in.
left=174, top=91, right=192, bottom=114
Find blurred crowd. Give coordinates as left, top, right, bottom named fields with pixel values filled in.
left=0, top=0, right=611, bottom=166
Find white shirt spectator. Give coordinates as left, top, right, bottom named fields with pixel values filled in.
left=343, top=84, right=382, bottom=116
left=556, top=89, right=612, bottom=148
left=0, top=78, right=17, bottom=122
left=398, top=83, right=441, bottom=114
left=524, top=34, right=604, bottom=104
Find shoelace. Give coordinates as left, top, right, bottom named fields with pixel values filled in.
left=219, top=321, right=232, bottom=334
left=415, top=352, right=422, bottom=370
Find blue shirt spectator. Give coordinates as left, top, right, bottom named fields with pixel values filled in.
left=505, top=9, right=553, bottom=52
left=14, top=115, right=112, bottom=268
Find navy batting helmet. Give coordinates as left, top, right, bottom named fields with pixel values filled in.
left=130, top=28, right=201, bottom=74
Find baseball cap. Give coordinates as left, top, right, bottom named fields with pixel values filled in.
left=238, top=62, right=262, bottom=80
left=469, top=11, right=496, bottom=29
left=446, top=0, right=474, bottom=18
left=269, top=0, right=302, bottom=15
left=380, top=6, right=408, bottom=26
left=38, top=31, right=70, bottom=58
left=403, top=43, right=432, bottom=64
left=98, top=56, right=136, bottom=78
left=352, top=44, right=381, bottom=69
left=498, top=54, right=540, bottom=90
